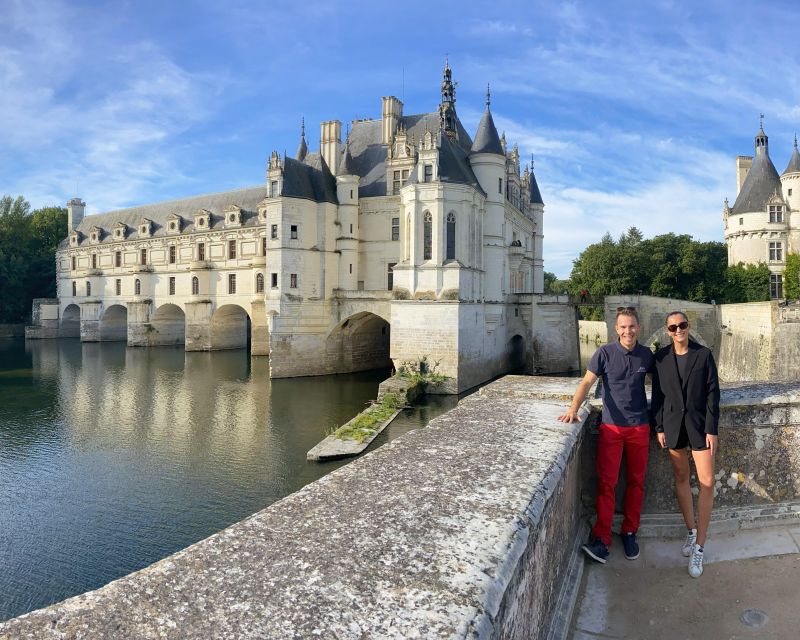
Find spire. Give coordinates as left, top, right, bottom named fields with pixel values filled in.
left=755, top=115, right=768, bottom=155
left=529, top=155, right=543, bottom=205
left=783, top=132, right=800, bottom=175
left=339, top=126, right=358, bottom=176
left=486, top=83, right=491, bottom=107
left=470, top=86, right=503, bottom=155
left=295, top=117, right=308, bottom=161
left=439, top=57, right=458, bottom=139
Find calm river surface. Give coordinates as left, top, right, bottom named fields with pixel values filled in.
left=0, top=338, right=457, bottom=622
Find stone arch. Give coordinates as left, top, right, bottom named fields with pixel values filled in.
left=150, top=303, right=186, bottom=346
left=326, top=311, right=391, bottom=374
left=100, top=304, right=128, bottom=342
left=210, top=304, right=251, bottom=351
left=508, top=334, right=526, bottom=373
left=61, top=304, right=81, bottom=337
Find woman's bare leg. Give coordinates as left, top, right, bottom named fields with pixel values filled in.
left=691, top=448, right=715, bottom=547
left=669, top=448, right=695, bottom=530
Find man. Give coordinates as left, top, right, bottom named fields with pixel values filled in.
left=558, top=307, right=653, bottom=563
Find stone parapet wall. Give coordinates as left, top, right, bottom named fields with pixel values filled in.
left=0, top=376, right=590, bottom=640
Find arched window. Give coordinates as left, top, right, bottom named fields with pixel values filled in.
left=255, top=273, right=264, bottom=293
left=134, top=279, right=141, bottom=295
left=446, top=212, right=456, bottom=260
left=86, top=281, right=91, bottom=296
left=72, top=281, right=76, bottom=297
left=423, top=211, right=432, bottom=261
left=192, top=276, right=199, bottom=295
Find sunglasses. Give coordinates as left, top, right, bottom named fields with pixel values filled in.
left=667, top=321, right=689, bottom=333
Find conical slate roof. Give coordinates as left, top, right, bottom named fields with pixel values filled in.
left=731, top=135, right=781, bottom=215
left=296, top=136, right=308, bottom=162
left=529, top=171, right=544, bottom=205
left=783, top=139, right=800, bottom=175
left=470, top=107, right=503, bottom=155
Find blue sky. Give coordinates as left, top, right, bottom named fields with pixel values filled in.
left=3, top=0, right=800, bottom=277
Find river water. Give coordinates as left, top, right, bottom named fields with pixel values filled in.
left=0, top=338, right=457, bottom=622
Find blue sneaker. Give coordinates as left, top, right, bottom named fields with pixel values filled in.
left=622, top=532, right=640, bottom=560
left=581, top=538, right=609, bottom=564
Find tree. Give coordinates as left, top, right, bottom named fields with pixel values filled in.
left=0, top=195, right=67, bottom=322
left=783, top=253, right=800, bottom=300
left=723, top=263, right=770, bottom=303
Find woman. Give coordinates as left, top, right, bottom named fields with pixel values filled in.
left=651, top=311, right=720, bottom=578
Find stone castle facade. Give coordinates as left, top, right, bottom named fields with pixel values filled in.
left=724, top=122, right=800, bottom=298
left=40, top=63, right=573, bottom=392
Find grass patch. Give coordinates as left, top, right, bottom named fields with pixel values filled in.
left=332, top=393, right=402, bottom=443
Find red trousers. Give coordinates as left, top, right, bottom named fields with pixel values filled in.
left=592, top=423, right=650, bottom=546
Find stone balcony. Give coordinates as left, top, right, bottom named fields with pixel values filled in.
left=249, top=255, right=266, bottom=267
left=189, top=260, right=212, bottom=270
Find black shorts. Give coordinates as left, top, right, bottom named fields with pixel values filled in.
left=671, top=422, right=708, bottom=451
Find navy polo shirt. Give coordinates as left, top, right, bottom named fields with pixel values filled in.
left=588, top=341, right=653, bottom=426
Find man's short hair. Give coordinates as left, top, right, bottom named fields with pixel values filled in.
left=615, top=306, right=639, bottom=324
left=664, top=310, right=688, bottom=324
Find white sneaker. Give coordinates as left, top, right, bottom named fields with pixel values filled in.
left=682, top=528, right=697, bottom=557
left=689, top=544, right=704, bottom=578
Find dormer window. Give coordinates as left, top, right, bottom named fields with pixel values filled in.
left=424, top=165, right=433, bottom=183
left=70, top=231, right=80, bottom=246
left=769, top=205, right=783, bottom=223
left=89, top=226, right=102, bottom=244
left=270, top=180, right=280, bottom=198
left=224, top=205, right=242, bottom=227
left=113, top=222, right=127, bottom=240
left=194, top=209, right=210, bottom=230
left=139, top=218, right=153, bottom=238
left=167, top=213, right=182, bottom=234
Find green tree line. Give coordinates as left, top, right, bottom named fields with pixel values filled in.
left=0, top=195, right=67, bottom=323
left=543, top=227, right=786, bottom=318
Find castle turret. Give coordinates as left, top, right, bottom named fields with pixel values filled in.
left=439, top=58, right=458, bottom=140
left=781, top=134, right=800, bottom=211
left=336, top=136, right=360, bottom=290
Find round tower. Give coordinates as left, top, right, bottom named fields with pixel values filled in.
left=336, top=139, right=360, bottom=290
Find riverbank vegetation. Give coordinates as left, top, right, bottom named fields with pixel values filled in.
left=330, top=393, right=402, bottom=443
left=0, top=195, right=67, bottom=323
left=543, top=227, right=783, bottom=318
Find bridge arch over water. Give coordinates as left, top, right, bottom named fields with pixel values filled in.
left=60, top=304, right=81, bottom=337
left=210, top=304, right=251, bottom=351
left=326, top=311, right=391, bottom=374
left=100, top=304, right=128, bottom=342
left=151, top=303, right=186, bottom=346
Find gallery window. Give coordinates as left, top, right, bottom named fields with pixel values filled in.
left=446, top=212, right=456, bottom=260
left=191, top=276, right=199, bottom=295
left=86, top=281, right=91, bottom=296
left=92, top=254, right=97, bottom=269
left=256, top=273, right=264, bottom=293
left=228, top=240, right=237, bottom=259
left=169, top=277, right=176, bottom=295
left=140, top=248, right=147, bottom=265
left=271, top=224, right=278, bottom=239
left=169, top=245, right=176, bottom=264
left=135, top=279, right=141, bottom=295
left=387, top=262, right=396, bottom=290
left=391, top=217, right=400, bottom=241
left=198, top=243, right=205, bottom=261
left=290, top=273, right=298, bottom=288
left=423, top=211, right=433, bottom=261
left=72, top=281, right=77, bottom=296
left=228, top=273, right=236, bottom=294
left=262, top=237, right=267, bottom=255
left=271, top=273, right=278, bottom=288
left=115, top=251, right=122, bottom=267
left=71, top=256, right=76, bottom=271
left=115, top=279, right=121, bottom=296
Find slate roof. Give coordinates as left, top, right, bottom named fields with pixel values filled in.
left=470, top=107, right=504, bottom=155
left=342, top=111, right=474, bottom=197
left=529, top=172, right=544, bottom=205
left=783, top=142, right=800, bottom=175
left=63, top=186, right=268, bottom=248
left=281, top=154, right=338, bottom=204
left=731, top=145, right=782, bottom=215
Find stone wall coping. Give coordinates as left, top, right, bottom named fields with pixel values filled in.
left=0, top=378, right=586, bottom=639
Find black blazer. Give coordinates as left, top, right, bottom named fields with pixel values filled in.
left=651, top=340, right=720, bottom=449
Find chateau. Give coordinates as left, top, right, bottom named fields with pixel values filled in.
left=724, top=122, right=800, bottom=298
left=39, top=63, right=574, bottom=392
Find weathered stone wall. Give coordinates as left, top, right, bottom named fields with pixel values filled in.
left=578, top=320, right=606, bottom=345
left=717, top=302, right=773, bottom=381
left=530, top=300, right=580, bottom=375
left=769, top=301, right=800, bottom=380
left=0, top=324, right=26, bottom=338
left=0, top=376, right=589, bottom=640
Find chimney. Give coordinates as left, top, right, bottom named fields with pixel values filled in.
left=381, top=96, right=403, bottom=145
left=320, top=120, right=342, bottom=175
left=67, top=198, right=86, bottom=230
left=736, top=156, right=752, bottom=195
